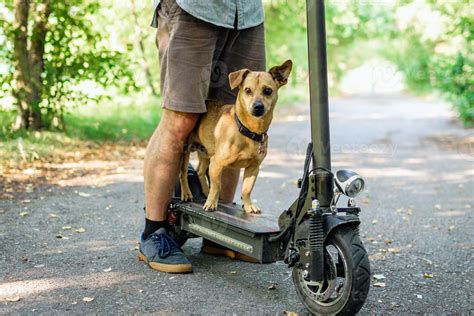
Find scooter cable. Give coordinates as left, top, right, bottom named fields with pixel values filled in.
left=268, top=142, right=313, bottom=243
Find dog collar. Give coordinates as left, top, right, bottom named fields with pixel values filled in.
left=234, top=112, right=268, bottom=143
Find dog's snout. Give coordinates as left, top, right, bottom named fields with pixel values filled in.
left=253, top=101, right=264, bottom=110
left=252, top=101, right=265, bottom=117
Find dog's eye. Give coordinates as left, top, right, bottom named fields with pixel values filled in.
left=263, top=88, right=273, bottom=96
left=244, top=87, right=252, bottom=95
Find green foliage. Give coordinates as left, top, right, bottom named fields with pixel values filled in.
left=98, top=0, right=160, bottom=96
left=264, top=0, right=392, bottom=93
left=0, top=0, right=137, bottom=129
left=382, top=35, right=434, bottom=93
left=429, top=1, right=473, bottom=125
left=432, top=53, right=473, bottom=125
left=264, top=0, right=307, bottom=93
left=381, top=0, right=473, bottom=125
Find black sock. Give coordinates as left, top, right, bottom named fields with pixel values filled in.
left=144, top=218, right=168, bottom=239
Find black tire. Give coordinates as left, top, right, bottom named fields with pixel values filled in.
left=292, top=226, right=370, bottom=315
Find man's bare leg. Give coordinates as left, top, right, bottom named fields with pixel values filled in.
left=144, top=109, right=199, bottom=221
left=220, top=168, right=240, bottom=204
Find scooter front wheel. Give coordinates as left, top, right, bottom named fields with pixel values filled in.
left=292, top=226, right=370, bottom=315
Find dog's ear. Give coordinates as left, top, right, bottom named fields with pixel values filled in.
left=229, top=69, right=251, bottom=90
left=269, top=59, right=293, bottom=87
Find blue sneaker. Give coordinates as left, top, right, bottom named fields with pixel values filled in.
left=138, top=228, right=193, bottom=273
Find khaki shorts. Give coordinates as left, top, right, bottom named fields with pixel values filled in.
left=155, top=0, right=266, bottom=113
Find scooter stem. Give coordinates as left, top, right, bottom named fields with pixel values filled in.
left=306, top=0, right=333, bottom=206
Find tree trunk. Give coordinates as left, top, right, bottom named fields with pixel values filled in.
left=12, top=0, right=50, bottom=131
left=12, top=0, right=31, bottom=130
left=29, top=0, right=51, bottom=129
left=131, top=0, right=158, bottom=97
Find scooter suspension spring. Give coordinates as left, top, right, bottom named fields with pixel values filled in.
left=308, top=207, right=324, bottom=281
left=309, top=210, right=324, bottom=252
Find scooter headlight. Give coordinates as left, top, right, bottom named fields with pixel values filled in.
left=334, top=170, right=365, bottom=197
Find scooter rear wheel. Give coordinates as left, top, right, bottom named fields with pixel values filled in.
left=292, top=226, right=370, bottom=315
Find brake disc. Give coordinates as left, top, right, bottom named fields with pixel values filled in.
left=296, top=249, right=337, bottom=302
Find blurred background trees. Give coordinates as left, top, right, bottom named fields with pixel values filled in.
left=382, top=0, right=473, bottom=124
left=0, top=0, right=472, bottom=137
left=1, top=0, right=135, bottom=131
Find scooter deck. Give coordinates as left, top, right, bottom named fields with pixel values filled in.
left=172, top=198, right=283, bottom=263
left=175, top=198, right=280, bottom=234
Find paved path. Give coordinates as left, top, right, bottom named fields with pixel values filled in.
left=1, top=94, right=473, bottom=315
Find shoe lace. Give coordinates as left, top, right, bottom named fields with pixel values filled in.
left=149, top=233, right=181, bottom=258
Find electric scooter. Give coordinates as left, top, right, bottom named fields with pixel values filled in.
left=168, top=0, right=371, bottom=314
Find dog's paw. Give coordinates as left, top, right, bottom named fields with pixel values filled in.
left=181, top=186, right=194, bottom=202
left=203, top=198, right=218, bottom=212
left=244, top=204, right=261, bottom=215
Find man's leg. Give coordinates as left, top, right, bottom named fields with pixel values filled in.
left=144, top=108, right=198, bottom=221
left=139, top=109, right=197, bottom=274
left=220, top=168, right=240, bottom=203
left=141, top=2, right=221, bottom=273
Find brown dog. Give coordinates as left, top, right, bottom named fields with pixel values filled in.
left=179, top=60, right=292, bottom=214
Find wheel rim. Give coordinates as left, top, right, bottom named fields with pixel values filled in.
left=295, top=243, right=350, bottom=307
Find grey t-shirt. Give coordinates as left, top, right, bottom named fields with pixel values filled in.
left=151, top=0, right=264, bottom=30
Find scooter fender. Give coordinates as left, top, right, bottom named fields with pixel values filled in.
left=323, top=211, right=360, bottom=239
left=292, top=210, right=360, bottom=243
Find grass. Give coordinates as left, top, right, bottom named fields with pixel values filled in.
left=64, top=100, right=161, bottom=141
left=0, top=96, right=161, bottom=163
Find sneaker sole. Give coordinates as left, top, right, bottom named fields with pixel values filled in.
left=138, top=252, right=193, bottom=273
